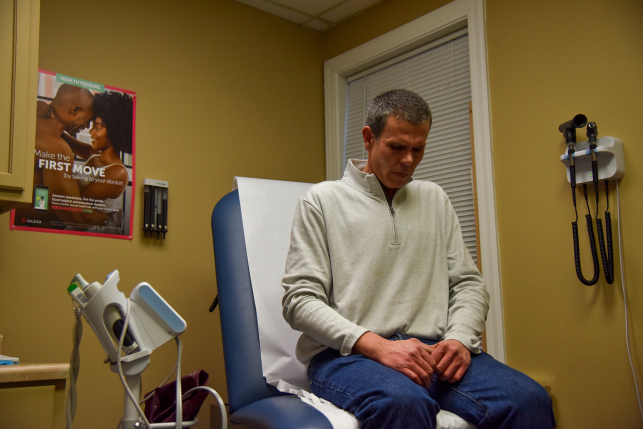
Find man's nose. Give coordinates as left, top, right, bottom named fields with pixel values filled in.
left=401, top=150, right=413, bottom=165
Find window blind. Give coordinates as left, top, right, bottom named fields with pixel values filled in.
left=343, top=32, right=477, bottom=263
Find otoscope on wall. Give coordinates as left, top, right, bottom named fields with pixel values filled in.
left=559, top=116, right=624, bottom=286
left=560, top=114, right=599, bottom=285
left=559, top=116, right=643, bottom=425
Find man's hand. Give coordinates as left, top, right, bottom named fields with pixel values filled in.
left=426, top=340, right=471, bottom=383
left=353, top=332, right=437, bottom=388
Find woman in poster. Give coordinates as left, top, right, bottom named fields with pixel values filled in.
left=63, top=90, right=133, bottom=202
left=60, top=90, right=133, bottom=232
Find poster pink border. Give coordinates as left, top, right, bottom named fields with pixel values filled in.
left=10, top=69, right=136, bottom=240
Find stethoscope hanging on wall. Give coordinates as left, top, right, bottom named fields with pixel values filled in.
left=560, top=116, right=621, bottom=285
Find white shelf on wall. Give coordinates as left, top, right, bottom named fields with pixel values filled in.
left=560, top=136, right=624, bottom=185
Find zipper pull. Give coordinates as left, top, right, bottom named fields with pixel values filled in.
left=390, top=207, right=395, bottom=215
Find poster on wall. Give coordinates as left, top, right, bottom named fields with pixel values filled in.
left=10, top=70, right=136, bottom=239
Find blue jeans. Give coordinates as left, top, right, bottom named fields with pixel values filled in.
left=307, top=335, right=555, bottom=429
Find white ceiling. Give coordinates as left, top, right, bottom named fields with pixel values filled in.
left=235, top=0, right=385, bottom=31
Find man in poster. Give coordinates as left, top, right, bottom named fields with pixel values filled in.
left=15, top=84, right=109, bottom=227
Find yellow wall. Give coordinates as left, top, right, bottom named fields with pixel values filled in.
left=2, top=0, right=642, bottom=428
left=323, top=0, right=643, bottom=427
left=487, top=1, right=643, bottom=427
left=0, top=0, right=323, bottom=428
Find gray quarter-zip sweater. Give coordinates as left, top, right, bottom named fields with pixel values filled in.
left=282, top=159, right=489, bottom=364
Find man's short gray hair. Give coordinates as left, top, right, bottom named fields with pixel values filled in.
left=366, top=89, right=432, bottom=140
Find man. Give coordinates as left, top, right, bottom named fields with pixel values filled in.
left=15, top=84, right=107, bottom=227
left=282, top=90, right=554, bottom=428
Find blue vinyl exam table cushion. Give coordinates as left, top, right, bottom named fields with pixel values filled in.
left=212, top=190, right=333, bottom=429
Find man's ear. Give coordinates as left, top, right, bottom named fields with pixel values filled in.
left=362, top=126, right=375, bottom=152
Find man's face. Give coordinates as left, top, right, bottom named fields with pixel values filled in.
left=362, top=116, right=430, bottom=189
left=66, top=104, right=94, bottom=135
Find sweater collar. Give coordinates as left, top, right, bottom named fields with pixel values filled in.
left=343, top=159, right=413, bottom=196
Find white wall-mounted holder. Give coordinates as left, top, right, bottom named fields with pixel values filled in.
left=560, top=136, right=625, bottom=185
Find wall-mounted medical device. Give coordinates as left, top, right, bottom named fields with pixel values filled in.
left=66, top=270, right=226, bottom=429
left=144, top=179, right=169, bottom=239
left=560, top=136, right=624, bottom=184
left=558, top=118, right=643, bottom=422
left=559, top=116, right=623, bottom=286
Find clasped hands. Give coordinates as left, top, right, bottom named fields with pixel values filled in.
left=352, top=332, right=471, bottom=388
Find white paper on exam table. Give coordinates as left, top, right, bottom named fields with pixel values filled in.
left=234, top=177, right=312, bottom=391
left=234, top=177, right=476, bottom=429
left=276, top=380, right=360, bottom=429
left=276, top=380, right=474, bottom=429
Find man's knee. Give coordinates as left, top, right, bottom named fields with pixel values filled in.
left=500, top=377, right=555, bottom=428
left=513, top=378, right=551, bottom=409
